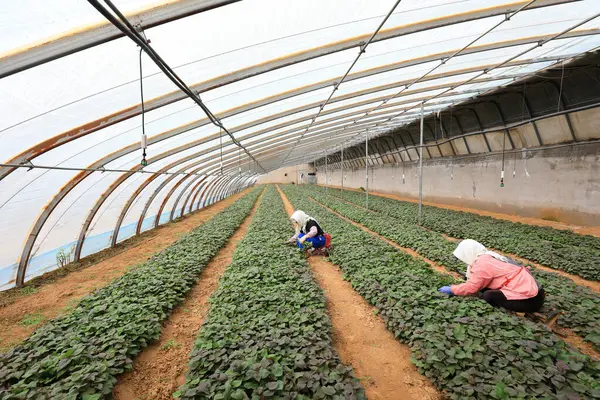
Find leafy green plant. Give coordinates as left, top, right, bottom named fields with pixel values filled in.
left=281, top=184, right=600, bottom=399
left=0, top=187, right=263, bottom=399
left=56, top=248, right=71, bottom=269
left=17, top=286, right=39, bottom=296
left=161, top=339, right=181, bottom=351
left=18, top=312, right=45, bottom=327
left=176, top=186, right=365, bottom=400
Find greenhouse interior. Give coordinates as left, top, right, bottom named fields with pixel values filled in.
left=1, top=0, right=599, bottom=399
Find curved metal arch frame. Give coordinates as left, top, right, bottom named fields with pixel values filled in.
left=4, top=51, right=573, bottom=225
left=153, top=172, right=210, bottom=229
left=209, top=175, right=251, bottom=207
left=181, top=178, right=210, bottom=215
left=191, top=176, right=224, bottom=212
left=74, top=148, right=232, bottom=260
left=211, top=175, right=246, bottom=204
left=221, top=175, right=250, bottom=198
left=12, top=31, right=598, bottom=284
left=2, top=8, right=587, bottom=181
left=135, top=157, right=245, bottom=237
left=170, top=175, right=208, bottom=221
left=197, top=175, right=233, bottom=209
left=189, top=176, right=217, bottom=213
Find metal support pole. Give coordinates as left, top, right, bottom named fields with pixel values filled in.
left=341, top=143, right=344, bottom=198
left=365, top=131, right=369, bottom=210
left=418, top=103, right=424, bottom=226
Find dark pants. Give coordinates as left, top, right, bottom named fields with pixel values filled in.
left=481, top=288, right=545, bottom=313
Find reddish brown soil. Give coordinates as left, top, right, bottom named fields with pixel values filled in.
left=322, top=185, right=600, bottom=237
left=560, top=330, right=600, bottom=360
left=113, top=191, right=263, bottom=400
left=277, top=186, right=441, bottom=400
left=0, top=190, right=251, bottom=352
left=308, top=197, right=600, bottom=360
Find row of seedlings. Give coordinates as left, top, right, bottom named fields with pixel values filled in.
left=281, top=184, right=600, bottom=400
left=306, top=187, right=600, bottom=351
left=0, top=187, right=263, bottom=399
left=319, top=186, right=600, bottom=281
left=176, top=185, right=365, bottom=400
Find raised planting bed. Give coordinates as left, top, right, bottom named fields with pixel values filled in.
left=177, top=185, right=364, bottom=400
left=317, top=186, right=600, bottom=281
left=281, top=184, right=600, bottom=400
left=0, top=187, right=263, bottom=399
left=305, top=188, right=600, bottom=352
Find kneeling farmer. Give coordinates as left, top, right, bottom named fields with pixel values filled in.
left=438, top=239, right=545, bottom=313
left=288, top=210, right=331, bottom=256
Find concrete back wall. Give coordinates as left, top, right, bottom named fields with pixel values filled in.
left=257, top=164, right=313, bottom=184
left=317, top=143, right=600, bottom=226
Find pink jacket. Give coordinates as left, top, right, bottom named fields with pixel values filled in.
left=450, top=255, right=539, bottom=300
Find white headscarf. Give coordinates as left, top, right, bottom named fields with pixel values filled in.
left=291, top=210, right=314, bottom=234
left=453, top=239, right=507, bottom=278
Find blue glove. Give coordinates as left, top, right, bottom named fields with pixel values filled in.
left=438, top=286, right=454, bottom=296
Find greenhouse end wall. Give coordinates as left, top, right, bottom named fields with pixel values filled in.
left=317, top=142, right=600, bottom=226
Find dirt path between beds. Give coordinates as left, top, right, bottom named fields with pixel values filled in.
left=113, top=190, right=264, bottom=400
left=277, top=185, right=441, bottom=400
left=0, top=189, right=251, bottom=352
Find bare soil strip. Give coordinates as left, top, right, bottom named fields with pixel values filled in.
left=113, top=190, right=264, bottom=400
left=308, top=197, right=600, bottom=360
left=277, top=185, right=441, bottom=400
left=0, top=189, right=251, bottom=351
left=321, top=185, right=600, bottom=237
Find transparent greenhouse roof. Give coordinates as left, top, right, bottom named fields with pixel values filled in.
left=0, top=0, right=599, bottom=289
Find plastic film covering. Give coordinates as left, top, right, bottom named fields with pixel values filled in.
left=1, top=0, right=600, bottom=288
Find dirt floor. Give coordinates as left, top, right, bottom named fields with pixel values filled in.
left=308, top=197, right=600, bottom=360
left=277, top=185, right=441, bottom=400
left=113, top=191, right=263, bottom=400
left=0, top=189, right=251, bottom=352
left=320, top=185, right=600, bottom=237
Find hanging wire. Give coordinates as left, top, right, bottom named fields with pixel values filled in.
left=139, top=47, right=148, bottom=167
left=500, top=129, right=506, bottom=188
left=558, top=61, right=565, bottom=111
